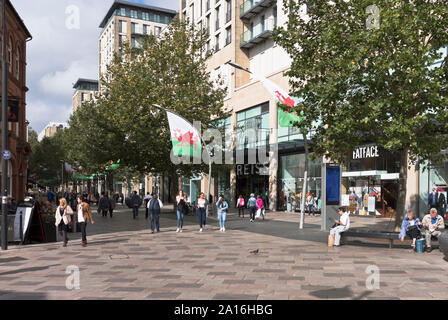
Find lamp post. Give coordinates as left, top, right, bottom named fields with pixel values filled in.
left=1, top=0, right=8, bottom=251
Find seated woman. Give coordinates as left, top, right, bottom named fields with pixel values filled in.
left=399, top=210, right=423, bottom=249
left=330, top=207, right=350, bottom=247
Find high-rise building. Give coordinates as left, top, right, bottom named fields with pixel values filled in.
left=38, top=122, right=68, bottom=141
left=99, top=0, right=177, bottom=77
left=180, top=0, right=293, bottom=210
left=72, top=78, right=98, bottom=113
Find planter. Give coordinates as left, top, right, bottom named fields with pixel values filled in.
left=439, top=232, right=448, bottom=261
left=42, top=222, right=57, bottom=243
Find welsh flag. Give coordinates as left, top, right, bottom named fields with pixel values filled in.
left=251, top=72, right=304, bottom=127
left=166, top=111, right=202, bottom=158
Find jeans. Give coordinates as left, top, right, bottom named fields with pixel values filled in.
left=177, top=210, right=184, bottom=229
left=150, top=212, right=160, bottom=232
left=308, top=205, right=314, bottom=215
left=249, top=207, right=256, bottom=220
left=79, top=222, right=87, bottom=242
left=59, top=230, right=68, bottom=244
left=133, top=206, right=139, bottom=219
left=197, top=208, right=206, bottom=229
left=218, top=210, right=227, bottom=228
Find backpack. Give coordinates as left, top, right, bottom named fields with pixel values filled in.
left=150, top=199, right=160, bottom=211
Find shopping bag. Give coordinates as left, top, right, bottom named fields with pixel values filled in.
left=328, top=234, right=335, bottom=247
left=255, top=209, right=261, bottom=219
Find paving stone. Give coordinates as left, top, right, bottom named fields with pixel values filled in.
left=105, top=287, right=146, bottom=292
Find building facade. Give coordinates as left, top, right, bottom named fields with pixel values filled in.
left=72, top=78, right=98, bottom=113
left=179, top=0, right=426, bottom=223
left=99, top=0, right=177, bottom=77
left=38, top=122, right=68, bottom=141
left=0, top=0, right=32, bottom=201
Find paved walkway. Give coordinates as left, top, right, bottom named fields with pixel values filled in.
left=0, top=205, right=447, bottom=300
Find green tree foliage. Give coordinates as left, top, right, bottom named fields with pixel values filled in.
left=66, top=18, right=227, bottom=182
left=274, top=0, right=448, bottom=228
left=28, top=131, right=66, bottom=187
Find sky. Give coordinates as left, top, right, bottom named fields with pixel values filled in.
left=10, top=0, right=179, bottom=137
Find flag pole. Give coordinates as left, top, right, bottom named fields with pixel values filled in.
left=152, top=104, right=213, bottom=216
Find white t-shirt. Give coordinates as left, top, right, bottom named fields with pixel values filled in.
left=409, top=220, right=415, bottom=226
left=77, top=204, right=85, bottom=223
left=340, top=212, right=350, bottom=230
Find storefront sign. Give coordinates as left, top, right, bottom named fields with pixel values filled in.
left=236, top=164, right=269, bottom=176
left=352, top=145, right=380, bottom=160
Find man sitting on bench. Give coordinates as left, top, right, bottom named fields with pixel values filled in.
left=330, top=207, right=351, bottom=247
left=422, top=208, right=445, bottom=253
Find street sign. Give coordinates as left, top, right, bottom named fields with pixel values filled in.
left=1, top=150, right=11, bottom=160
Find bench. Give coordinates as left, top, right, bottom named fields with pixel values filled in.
left=341, top=230, right=440, bottom=249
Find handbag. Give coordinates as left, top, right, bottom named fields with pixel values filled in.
left=255, top=209, right=261, bottom=219
left=328, top=234, right=335, bottom=247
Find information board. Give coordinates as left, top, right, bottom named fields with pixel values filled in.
left=326, top=164, right=341, bottom=206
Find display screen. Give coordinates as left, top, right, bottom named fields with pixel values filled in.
left=326, top=165, right=341, bottom=205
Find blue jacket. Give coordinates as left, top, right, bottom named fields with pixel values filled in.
left=248, top=197, right=257, bottom=208
left=399, top=215, right=422, bottom=239
left=216, top=200, right=229, bottom=214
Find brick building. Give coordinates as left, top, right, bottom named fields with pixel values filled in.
left=0, top=0, right=32, bottom=201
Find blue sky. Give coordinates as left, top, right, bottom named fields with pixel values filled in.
left=10, top=0, right=179, bottom=136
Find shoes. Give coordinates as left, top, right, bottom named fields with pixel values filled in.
left=63, top=242, right=67, bottom=248
left=81, top=241, right=87, bottom=247
left=200, top=228, right=203, bottom=233
left=151, top=231, right=154, bottom=234
left=426, top=247, right=432, bottom=253
left=220, top=228, right=223, bottom=232
left=223, top=227, right=226, bottom=232
left=176, top=228, right=180, bottom=233
left=180, top=229, right=183, bottom=233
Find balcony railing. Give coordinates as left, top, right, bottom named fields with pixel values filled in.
left=240, top=18, right=275, bottom=48
left=240, top=0, right=275, bottom=19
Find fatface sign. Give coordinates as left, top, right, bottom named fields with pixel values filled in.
left=352, top=145, right=380, bottom=160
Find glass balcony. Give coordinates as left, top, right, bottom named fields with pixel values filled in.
left=240, top=0, right=275, bottom=19
left=240, top=18, right=275, bottom=48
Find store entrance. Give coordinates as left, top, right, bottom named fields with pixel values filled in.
left=381, top=181, right=398, bottom=219
left=237, top=175, right=269, bottom=208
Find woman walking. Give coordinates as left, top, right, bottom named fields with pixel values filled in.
left=237, top=195, right=245, bottom=218
left=109, top=193, right=116, bottom=218
left=217, top=195, right=229, bottom=232
left=176, top=191, right=186, bottom=233
left=196, top=192, right=208, bottom=232
left=76, top=196, right=95, bottom=247
left=55, top=198, right=74, bottom=247
left=256, top=195, right=265, bottom=221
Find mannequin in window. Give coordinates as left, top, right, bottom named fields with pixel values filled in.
left=437, top=189, right=446, bottom=219
left=428, top=188, right=438, bottom=211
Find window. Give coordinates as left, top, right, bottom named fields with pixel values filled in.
left=15, top=45, right=20, bottom=80
left=143, top=25, right=148, bottom=35
left=261, top=15, right=265, bottom=32
left=215, top=34, right=220, bottom=51
left=142, top=12, right=150, bottom=20
left=190, top=4, right=194, bottom=22
left=81, top=93, right=87, bottom=102
left=155, top=27, right=162, bottom=35
left=119, top=20, right=125, bottom=33
left=131, top=10, right=138, bottom=19
left=131, top=23, right=136, bottom=33
left=225, top=27, right=231, bottom=46
left=154, top=14, right=160, bottom=22
left=215, top=6, right=220, bottom=30
left=236, top=103, right=270, bottom=150
left=8, top=37, right=12, bottom=73
left=120, top=8, right=126, bottom=16
left=226, top=0, right=231, bottom=23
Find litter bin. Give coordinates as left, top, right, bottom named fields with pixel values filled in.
left=416, top=238, right=426, bottom=253
left=0, top=214, right=16, bottom=245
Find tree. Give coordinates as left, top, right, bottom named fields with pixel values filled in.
left=275, top=0, right=448, bottom=229
left=65, top=18, right=228, bottom=194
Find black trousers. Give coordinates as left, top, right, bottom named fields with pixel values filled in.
left=101, top=209, right=108, bottom=217
left=238, top=207, right=244, bottom=217
left=249, top=207, right=256, bottom=220
left=79, top=222, right=87, bottom=242
left=109, top=208, right=114, bottom=218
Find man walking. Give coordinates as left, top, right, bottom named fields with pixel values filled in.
left=131, top=191, right=141, bottom=219
left=247, top=193, right=257, bottom=222
left=98, top=192, right=110, bottom=217
left=422, top=208, right=445, bottom=253
left=148, top=194, right=163, bottom=233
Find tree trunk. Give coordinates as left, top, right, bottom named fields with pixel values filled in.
left=394, top=149, right=408, bottom=232
left=106, top=172, right=114, bottom=195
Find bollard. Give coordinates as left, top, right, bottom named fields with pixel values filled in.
left=19, top=212, right=23, bottom=244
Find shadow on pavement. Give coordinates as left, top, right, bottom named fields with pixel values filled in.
left=310, top=285, right=373, bottom=300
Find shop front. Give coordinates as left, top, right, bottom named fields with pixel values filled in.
left=236, top=164, right=270, bottom=208
left=341, top=145, right=401, bottom=219
left=419, top=158, right=448, bottom=219
left=278, top=152, right=322, bottom=212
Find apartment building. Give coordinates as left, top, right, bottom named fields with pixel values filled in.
left=72, top=78, right=98, bottom=113
left=180, top=0, right=296, bottom=211
left=99, top=0, right=177, bottom=77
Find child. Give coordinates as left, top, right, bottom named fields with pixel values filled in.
left=237, top=195, right=245, bottom=218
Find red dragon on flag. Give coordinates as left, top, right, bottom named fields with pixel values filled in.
left=174, top=129, right=200, bottom=150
